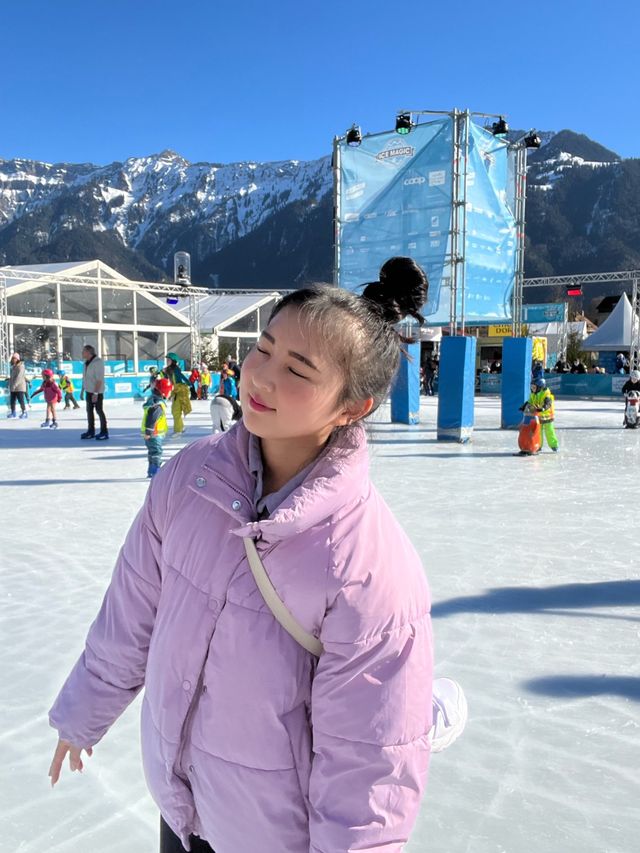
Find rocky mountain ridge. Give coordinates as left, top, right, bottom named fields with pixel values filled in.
left=0, top=129, right=638, bottom=295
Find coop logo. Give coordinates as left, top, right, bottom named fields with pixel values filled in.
left=403, top=175, right=426, bottom=186
left=376, top=138, right=415, bottom=162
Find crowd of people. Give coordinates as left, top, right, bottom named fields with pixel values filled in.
left=141, top=355, right=243, bottom=477
left=5, top=348, right=243, bottom=473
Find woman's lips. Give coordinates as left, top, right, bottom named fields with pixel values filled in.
left=248, top=394, right=275, bottom=412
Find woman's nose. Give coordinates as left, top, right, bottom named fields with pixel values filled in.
left=251, top=361, right=275, bottom=392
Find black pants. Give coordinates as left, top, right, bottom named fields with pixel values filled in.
left=10, top=391, right=26, bottom=414
left=85, top=393, right=107, bottom=433
left=160, top=817, right=215, bottom=853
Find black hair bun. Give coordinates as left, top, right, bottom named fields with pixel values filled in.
left=362, top=256, right=428, bottom=326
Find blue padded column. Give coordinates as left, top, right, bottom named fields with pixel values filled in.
left=501, top=336, right=533, bottom=429
left=437, top=336, right=476, bottom=442
left=390, top=342, right=421, bottom=424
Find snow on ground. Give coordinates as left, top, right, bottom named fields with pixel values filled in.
left=1, top=396, right=639, bottom=853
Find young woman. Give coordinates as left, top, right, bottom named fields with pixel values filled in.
left=48, top=257, right=435, bottom=852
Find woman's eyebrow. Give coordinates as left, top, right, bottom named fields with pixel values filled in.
left=261, top=330, right=319, bottom=371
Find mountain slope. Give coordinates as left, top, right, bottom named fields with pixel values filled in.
left=0, top=130, right=637, bottom=296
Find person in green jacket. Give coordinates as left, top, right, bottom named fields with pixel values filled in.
left=520, top=377, right=559, bottom=452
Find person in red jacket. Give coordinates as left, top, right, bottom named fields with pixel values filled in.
left=188, top=366, right=200, bottom=400
left=31, top=368, right=63, bottom=429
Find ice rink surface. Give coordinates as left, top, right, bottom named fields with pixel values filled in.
left=1, top=396, right=639, bottom=853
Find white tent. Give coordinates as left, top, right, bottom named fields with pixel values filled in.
left=582, top=293, right=634, bottom=351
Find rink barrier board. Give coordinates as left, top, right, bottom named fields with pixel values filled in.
left=390, top=342, right=421, bottom=425
left=1, top=367, right=223, bottom=403
left=437, top=336, right=476, bottom=442
left=501, top=337, right=533, bottom=429
left=480, top=373, right=630, bottom=398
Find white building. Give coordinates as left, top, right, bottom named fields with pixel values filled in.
left=1, top=260, right=191, bottom=371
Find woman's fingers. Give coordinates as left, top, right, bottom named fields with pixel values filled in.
left=48, top=740, right=69, bottom=787
left=49, top=740, right=93, bottom=786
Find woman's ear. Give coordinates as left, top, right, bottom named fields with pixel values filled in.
left=336, top=397, right=374, bottom=426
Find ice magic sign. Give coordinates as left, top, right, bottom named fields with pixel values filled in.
left=335, top=118, right=517, bottom=325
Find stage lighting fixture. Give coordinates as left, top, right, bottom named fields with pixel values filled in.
left=524, top=131, right=542, bottom=149
left=395, top=113, right=412, bottom=135
left=566, top=286, right=583, bottom=297
left=346, top=124, right=362, bottom=147
left=491, top=116, right=509, bottom=136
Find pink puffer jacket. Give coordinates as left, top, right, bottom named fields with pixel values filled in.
left=49, top=422, right=433, bottom=852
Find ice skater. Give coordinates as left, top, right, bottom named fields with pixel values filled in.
left=200, top=364, right=211, bottom=400
left=219, top=367, right=238, bottom=399
left=519, top=377, right=559, bottom=452
left=142, top=376, right=172, bottom=478
left=7, top=353, right=28, bottom=419
left=621, top=369, right=640, bottom=428
left=81, top=344, right=109, bottom=440
left=210, top=393, right=242, bottom=433
left=48, top=257, right=467, bottom=853
left=163, top=352, right=192, bottom=435
left=58, top=370, right=80, bottom=409
left=31, top=368, right=62, bottom=429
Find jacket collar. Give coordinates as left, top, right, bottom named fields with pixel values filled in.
left=188, top=421, right=370, bottom=542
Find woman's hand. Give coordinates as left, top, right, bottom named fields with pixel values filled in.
left=48, top=738, right=93, bottom=787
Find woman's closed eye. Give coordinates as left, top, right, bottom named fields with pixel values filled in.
left=288, top=367, right=308, bottom=379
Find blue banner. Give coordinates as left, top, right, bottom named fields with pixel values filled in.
left=523, top=303, right=567, bottom=323
left=337, top=117, right=518, bottom=326
left=457, top=122, right=516, bottom=325
left=337, top=118, right=453, bottom=318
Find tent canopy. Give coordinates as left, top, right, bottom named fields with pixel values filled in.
left=582, top=293, right=634, bottom=351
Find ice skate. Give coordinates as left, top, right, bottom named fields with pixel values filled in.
left=19, top=411, right=28, bottom=419
left=40, top=420, right=51, bottom=428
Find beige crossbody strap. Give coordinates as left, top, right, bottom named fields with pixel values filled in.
left=243, top=537, right=324, bottom=657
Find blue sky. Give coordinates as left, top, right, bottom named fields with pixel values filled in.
left=1, top=0, right=638, bottom=166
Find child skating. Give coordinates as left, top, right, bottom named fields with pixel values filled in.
left=142, top=376, right=172, bottom=478
left=31, top=369, right=63, bottom=429
left=58, top=370, right=80, bottom=409
left=519, top=377, right=559, bottom=453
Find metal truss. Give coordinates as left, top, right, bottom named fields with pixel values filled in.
left=523, top=270, right=640, bottom=362
left=524, top=270, right=640, bottom=287
left=0, top=274, right=9, bottom=375
left=0, top=266, right=293, bottom=376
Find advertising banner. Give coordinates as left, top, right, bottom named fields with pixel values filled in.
left=522, top=303, right=567, bottom=323
left=337, top=118, right=453, bottom=318
left=336, top=117, right=518, bottom=326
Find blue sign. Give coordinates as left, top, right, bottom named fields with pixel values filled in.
left=429, top=122, right=516, bottom=326
left=522, top=303, right=567, bottom=323
left=337, top=118, right=453, bottom=319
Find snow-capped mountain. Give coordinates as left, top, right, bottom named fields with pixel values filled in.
left=0, top=129, right=637, bottom=289
left=0, top=151, right=331, bottom=281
